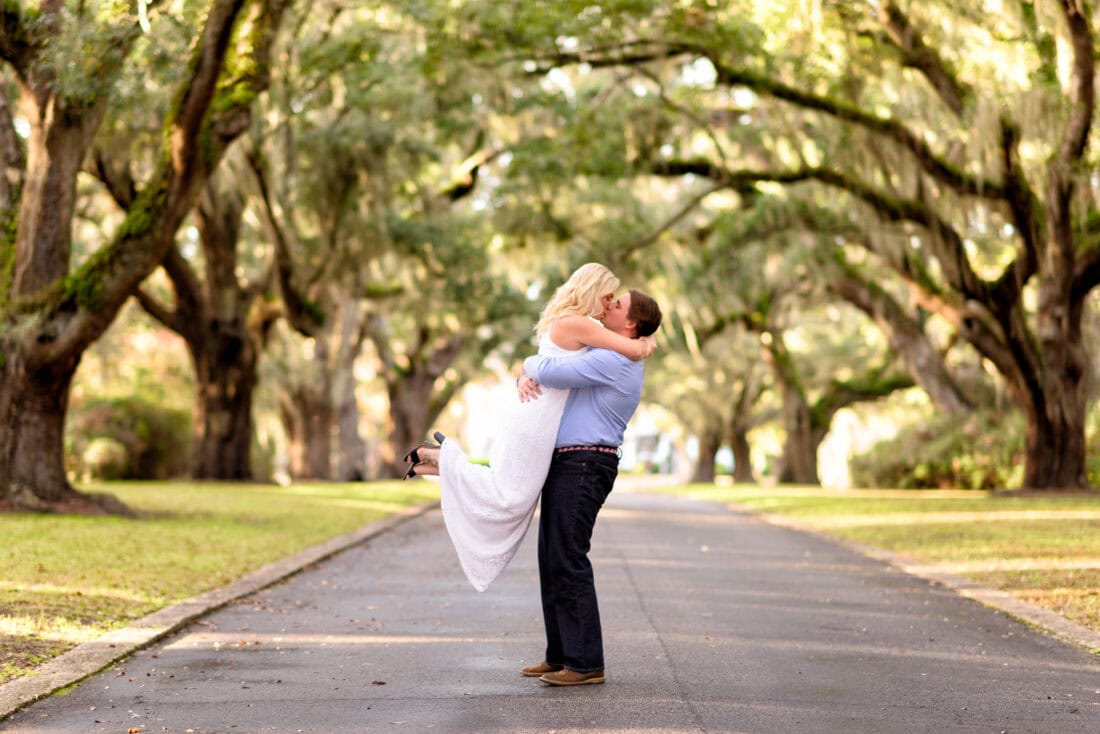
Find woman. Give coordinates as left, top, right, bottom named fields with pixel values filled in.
left=404, top=263, right=656, bottom=591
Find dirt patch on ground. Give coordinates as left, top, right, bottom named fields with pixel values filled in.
left=0, top=490, right=132, bottom=517
left=0, top=634, right=74, bottom=686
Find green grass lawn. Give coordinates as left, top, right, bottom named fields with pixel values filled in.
left=666, top=484, right=1100, bottom=639
left=0, top=480, right=439, bottom=686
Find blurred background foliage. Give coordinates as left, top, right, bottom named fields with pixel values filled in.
left=3, top=0, right=1100, bottom=494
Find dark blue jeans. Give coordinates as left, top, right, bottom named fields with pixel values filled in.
left=538, top=450, right=619, bottom=673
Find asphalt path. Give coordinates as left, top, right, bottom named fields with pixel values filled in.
left=3, top=484, right=1098, bottom=733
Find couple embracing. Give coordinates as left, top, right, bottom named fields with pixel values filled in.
left=403, top=263, right=662, bottom=686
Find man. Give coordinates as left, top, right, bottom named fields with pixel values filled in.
left=517, top=289, right=662, bottom=686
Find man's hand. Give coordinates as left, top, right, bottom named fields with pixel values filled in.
left=518, top=375, right=542, bottom=402
left=639, top=334, right=657, bottom=358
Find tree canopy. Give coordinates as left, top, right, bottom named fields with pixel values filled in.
left=3, top=0, right=1100, bottom=506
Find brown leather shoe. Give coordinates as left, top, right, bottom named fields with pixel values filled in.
left=521, top=661, right=564, bottom=677
left=539, top=668, right=605, bottom=686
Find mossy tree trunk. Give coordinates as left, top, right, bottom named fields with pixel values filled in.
left=0, top=0, right=290, bottom=510
left=0, top=351, right=79, bottom=509
left=133, top=179, right=278, bottom=480
left=190, top=334, right=260, bottom=480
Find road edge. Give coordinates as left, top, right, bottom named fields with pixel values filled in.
left=0, top=499, right=440, bottom=722
left=733, top=504, right=1100, bottom=654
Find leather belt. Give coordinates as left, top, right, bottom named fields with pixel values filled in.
left=555, top=445, right=620, bottom=456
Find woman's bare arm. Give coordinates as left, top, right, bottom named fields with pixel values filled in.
left=550, top=316, right=656, bottom=360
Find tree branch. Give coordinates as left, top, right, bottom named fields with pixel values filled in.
left=133, top=285, right=185, bottom=334
left=1072, top=245, right=1100, bottom=301
left=43, top=0, right=290, bottom=365
left=703, top=58, right=1000, bottom=197
left=991, top=118, right=1042, bottom=306
left=621, top=182, right=726, bottom=255
left=247, top=147, right=324, bottom=337
left=879, top=2, right=971, bottom=116
left=170, top=0, right=249, bottom=174
left=160, top=244, right=205, bottom=333
left=905, top=287, right=1015, bottom=378
left=90, top=147, right=136, bottom=210
left=815, top=368, right=914, bottom=421
left=537, top=38, right=995, bottom=198
left=1043, top=0, right=1094, bottom=308
left=521, top=40, right=695, bottom=75
left=0, top=2, right=33, bottom=73
left=827, top=256, right=970, bottom=412
left=649, top=157, right=989, bottom=300
left=0, top=83, right=24, bottom=212
left=1055, top=0, right=1094, bottom=166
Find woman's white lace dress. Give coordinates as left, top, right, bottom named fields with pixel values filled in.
left=438, top=336, right=586, bottom=591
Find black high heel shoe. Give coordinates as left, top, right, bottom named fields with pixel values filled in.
left=402, top=441, right=438, bottom=465
left=433, top=431, right=446, bottom=444
left=403, top=462, right=422, bottom=480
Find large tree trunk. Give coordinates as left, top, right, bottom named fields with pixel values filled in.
left=778, top=396, right=823, bottom=485
left=272, top=297, right=368, bottom=481
left=190, top=332, right=258, bottom=479
left=386, top=375, right=436, bottom=479
left=0, top=348, right=129, bottom=513
left=761, top=329, right=823, bottom=485
left=0, top=353, right=79, bottom=507
left=334, top=302, right=368, bottom=481
left=730, top=425, right=755, bottom=484
left=371, top=315, right=467, bottom=479
left=0, top=0, right=289, bottom=509
left=1020, top=386, right=1088, bottom=489
left=301, top=396, right=334, bottom=480
left=12, top=107, right=100, bottom=295
left=281, top=387, right=333, bottom=480
left=336, top=385, right=367, bottom=481
left=135, top=179, right=272, bottom=481
left=1011, top=301, right=1091, bottom=489
left=1, top=68, right=111, bottom=507
left=690, top=419, right=722, bottom=484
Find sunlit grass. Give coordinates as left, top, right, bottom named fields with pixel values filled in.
left=0, top=480, right=439, bottom=685
left=664, top=483, right=1100, bottom=634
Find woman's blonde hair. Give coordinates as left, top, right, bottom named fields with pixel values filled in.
left=535, top=263, right=620, bottom=337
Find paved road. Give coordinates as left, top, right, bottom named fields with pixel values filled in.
left=3, top=486, right=1098, bottom=733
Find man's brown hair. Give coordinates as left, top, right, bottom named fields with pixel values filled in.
left=628, top=289, right=662, bottom=338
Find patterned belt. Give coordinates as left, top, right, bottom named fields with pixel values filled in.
left=555, top=445, right=620, bottom=456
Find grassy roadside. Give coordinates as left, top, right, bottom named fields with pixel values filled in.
left=0, top=480, right=439, bottom=686
left=663, top=484, right=1100, bottom=637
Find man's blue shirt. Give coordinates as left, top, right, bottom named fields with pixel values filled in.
left=523, top=348, right=643, bottom=448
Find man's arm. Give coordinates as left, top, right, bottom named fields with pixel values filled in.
left=524, top=348, right=627, bottom=390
